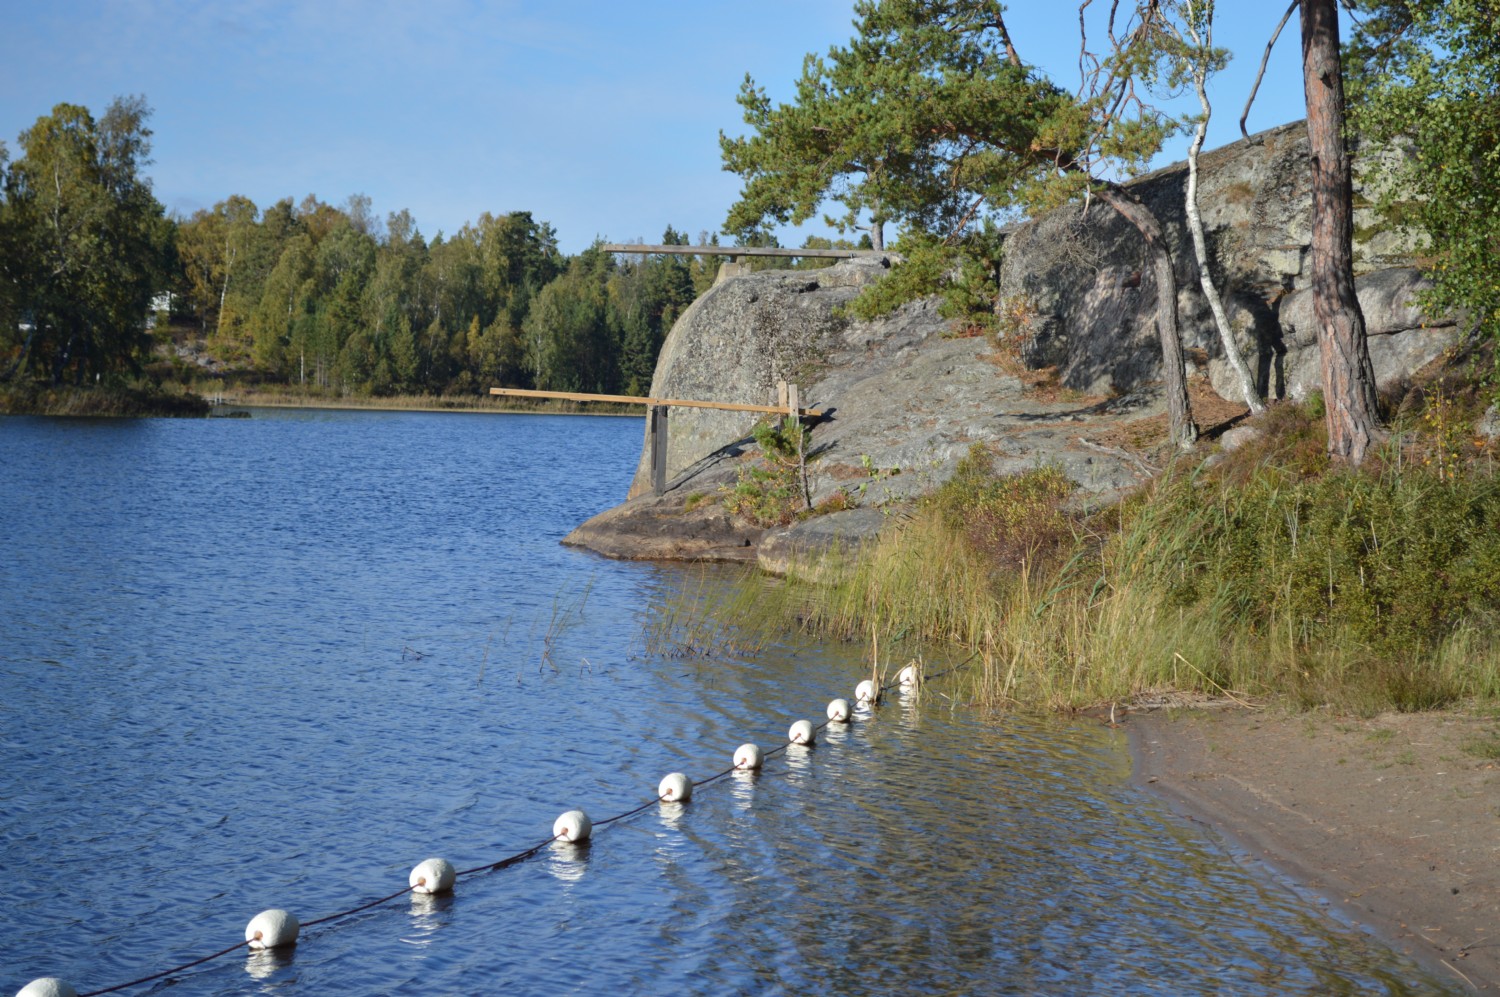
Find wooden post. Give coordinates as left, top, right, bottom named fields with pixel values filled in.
left=649, top=404, right=669, bottom=496
left=786, top=383, right=800, bottom=422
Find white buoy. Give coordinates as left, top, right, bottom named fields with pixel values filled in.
left=16, top=979, right=77, bottom=997
left=408, top=857, right=456, bottom=895
left=245, top=908, right=300, bottom=950
left=855, top=679, right=880, bottom=705
left=826, top=698, right=851, bottom=722
left=553, top=809, right=592, bottom=843
left=733, top=743, right=763, bottom=770
left=898, top=662, right=921, bottom=688
left=788, top=719, right=816, bottom=745
left=658, top=772, right=693, bottom=802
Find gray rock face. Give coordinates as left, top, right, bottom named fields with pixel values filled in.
left=568, top=259, right=1155, bottom=564
left=568, top=121, right=1454, bottom=565
left=757, top=508, right=890, bottom=580
left=1219, top=267, right=1458, bottom=401
left=627, top=258, right=893, bottom=498
left=998, top=120, right=1455, bottom=401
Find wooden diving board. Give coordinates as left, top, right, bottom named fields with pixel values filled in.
left=488, top=387, right=821, bottom=417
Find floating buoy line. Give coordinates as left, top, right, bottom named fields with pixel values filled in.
left=14, top=654, right=974, bottom=997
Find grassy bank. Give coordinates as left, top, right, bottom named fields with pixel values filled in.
left=0, top=382, right=211, bottom=417
left=691, top=393, right=1500, bottom=714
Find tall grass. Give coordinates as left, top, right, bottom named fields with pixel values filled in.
left=0, top=381, right=210, bottom=417
left=705, top=402, right=1500, bottom=714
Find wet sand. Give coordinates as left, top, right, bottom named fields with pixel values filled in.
left=1131, top=709, right=1499, bottom=992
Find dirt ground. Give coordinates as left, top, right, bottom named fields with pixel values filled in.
left=1130, top=707, right=1500, bottom=992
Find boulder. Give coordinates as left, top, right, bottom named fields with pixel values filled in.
left=566, top=260, right=1152, bottom=561
left=1215, top=267, right=1458, bottom=401
left=998, top=120, right=1455, bottom=401
left=757, top=507, right=889, bottom=580
left=627, top=257, right=894, bottom=498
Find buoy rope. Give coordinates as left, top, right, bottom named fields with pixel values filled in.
left=77, top=941, right=248, bottom=997
left=300, top=884, right=419, bottom=930
left=40, top=653, right=968, bottom=996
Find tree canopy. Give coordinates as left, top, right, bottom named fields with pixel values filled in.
left=1347, top=0, right=1500, bottom=344
left=0, top=96, right=174, bottom=384
left=0, top=94, right=708, bottom=400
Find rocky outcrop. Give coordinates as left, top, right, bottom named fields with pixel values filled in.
left=567, top=260, right=1154, bottom=564
left=999, top=120, right=1457, bottom=401
left=567, top=121, right=1455, bottom=567
left=626, top=259, right=892, bottom=499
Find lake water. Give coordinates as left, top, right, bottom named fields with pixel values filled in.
left=0, top=409, right=1455, bottom=995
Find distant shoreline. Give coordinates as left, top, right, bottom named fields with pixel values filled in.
left=217, top=394, right=643, bottom=418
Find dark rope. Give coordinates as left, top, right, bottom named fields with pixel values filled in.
left=301, top=884, right=417, bottom=929
left=78, top=940, right=247, bottom=997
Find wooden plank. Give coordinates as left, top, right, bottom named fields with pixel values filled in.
left=489, top=386, right=822, bottom=417
left=649, top=405, right=668, bottom=495
left=600, top=243, right=884, bottom=259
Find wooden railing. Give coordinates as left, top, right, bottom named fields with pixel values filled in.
left=489, top=384, right=820, bottom=496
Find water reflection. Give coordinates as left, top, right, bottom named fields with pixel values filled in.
left=404, top=890, right=454, bottom=944
left=243, top=946, right=295, bottom=982
left=729, top=769, right=757, bottom=810
left=546, top=841, right=591, bottom=885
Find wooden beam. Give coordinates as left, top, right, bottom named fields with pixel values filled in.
left=489, top=386, right=822, bottom=417
left=649, top=405, right=668, bottom=495
left=600, top=243, right=884, bottom=259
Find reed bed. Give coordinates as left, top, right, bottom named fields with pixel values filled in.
left=676, top=398, right=1500, bottom=714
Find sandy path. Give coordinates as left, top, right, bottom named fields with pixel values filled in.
left=1130, top=709, right=1500, bottom=992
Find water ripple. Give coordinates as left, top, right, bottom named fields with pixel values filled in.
left=0, top=412, right=1456, bottom=995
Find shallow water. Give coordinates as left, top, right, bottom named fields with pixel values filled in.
left=0, top=410, right=1455, bottom=994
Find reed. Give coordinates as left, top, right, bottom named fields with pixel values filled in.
left=703, top=403, right=1500, bottom=714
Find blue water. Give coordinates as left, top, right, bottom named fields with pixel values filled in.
left=0, top=410, right=1455, bottom=995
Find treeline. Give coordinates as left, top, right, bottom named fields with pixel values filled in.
left=174, top=198, right=710, bottom=397
left=0, top=96, right=856, bottom=401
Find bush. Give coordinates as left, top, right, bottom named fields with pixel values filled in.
left=724, top=417, right=810, bottom=527
left=927, top=445, right=1077, bottom=575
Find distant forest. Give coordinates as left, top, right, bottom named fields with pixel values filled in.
left=0, top=97, right=860, bottom=400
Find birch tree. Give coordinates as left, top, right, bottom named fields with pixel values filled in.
left=1162, top=0, right=1265, bottom=414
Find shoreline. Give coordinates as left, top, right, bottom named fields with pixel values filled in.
left=221, top=396, right=644, bottom=417
left=1129, top=708, right=1499, bottom=992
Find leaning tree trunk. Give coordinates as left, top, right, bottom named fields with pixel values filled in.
left=1097, top=183, right=1198, bottom=450
left=1300, top=0, right=1382, bottom=464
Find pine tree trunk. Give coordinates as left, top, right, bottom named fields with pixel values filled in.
left=1300, top=0, right=1382, bottom=464
left=1096, top=184, right=1198, bottom=450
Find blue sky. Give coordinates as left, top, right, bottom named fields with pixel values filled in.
left=0, top=1, right=1317, bottom=254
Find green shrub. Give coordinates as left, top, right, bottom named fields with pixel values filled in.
left=724, top=417, right=810, bottom=527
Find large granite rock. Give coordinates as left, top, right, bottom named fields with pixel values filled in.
left=999, top=120, right=1457, bottom=401
left=567, top=261, right=1154, bottom=565
left=567, top=121, right=1456, bottom=567
left=626, top=258, right=893, bottom=498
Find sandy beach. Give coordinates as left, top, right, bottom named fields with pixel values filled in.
left=1132, top=709, right=1500, bottom=992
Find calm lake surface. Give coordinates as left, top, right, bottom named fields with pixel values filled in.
left=0, top=409, right=1455, bottom=995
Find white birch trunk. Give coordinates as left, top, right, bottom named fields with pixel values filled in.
left=1183, top=6, right=1265, bottom=415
